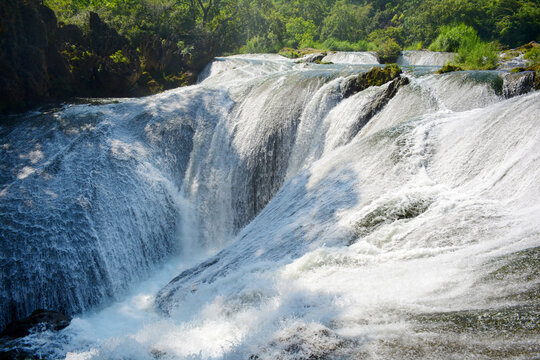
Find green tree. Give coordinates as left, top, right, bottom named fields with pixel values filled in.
left=321, top=1, right=372, bottom=42
left=285, top=17, right=317, bottom=47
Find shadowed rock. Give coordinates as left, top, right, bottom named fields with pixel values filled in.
left=0, top=309, right=71, bottom=338
left=503, top=71, right=536, bottom=98
left=295, top=52, right=326, bottom=64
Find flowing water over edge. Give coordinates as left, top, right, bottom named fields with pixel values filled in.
left=1, top=52, right=539, bottom=359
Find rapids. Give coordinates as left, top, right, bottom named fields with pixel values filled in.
left=0, top=52, right=539, bottom=359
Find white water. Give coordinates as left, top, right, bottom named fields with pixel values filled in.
left=319, top=50, right=454, bottom=66
left=1, top=52, right=539, bottom=359
left=322, top=51, right=379, bottom=64
left=397, top=50, right=455, bottom=66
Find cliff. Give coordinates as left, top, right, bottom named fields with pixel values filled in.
left=0, top=0, right=196, bottom=114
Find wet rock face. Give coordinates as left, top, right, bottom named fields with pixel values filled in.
left=0, top=309, right=71, bottom=338
left=342, top=76, right=409, bottom=141
left=503, top=71, right=536, bottom=98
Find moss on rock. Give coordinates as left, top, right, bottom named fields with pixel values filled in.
left=436, top=63, right=464, bottom=74
left=342, top=64, right=403, bottom=98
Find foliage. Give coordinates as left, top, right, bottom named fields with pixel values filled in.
left=44, top=0, right=540, bottom=77
left=321, top=39, right=375, bottom=51
left=524, top=45, right=540, bottom=64
left=278, top=47, right=321, bottom=59
left=429, top=24, right=500, bottom=70
left=428, top=24, right=477, bottom=52
left=454, top=37, right=500, bottom=70
left=320, top=1, right=371, bottom=42
left=241, top=33, right=281, bottom=53
left=109, top=49, right=130, bottom=64
left=285, top=17, right=317, bottom=47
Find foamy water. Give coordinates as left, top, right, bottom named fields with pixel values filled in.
left=1, top=52, right=538, bottom=359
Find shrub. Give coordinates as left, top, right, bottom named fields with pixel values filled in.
left=428, top=24, right=477, bottom=52
left=431, top=24, right=500, bottom=70
left=376, top=38, right=401, bottom=63
left=285, top=17, right=317, bottom=48
left=110, top=50, right=130, bottom=64
left=242, top=33, right=282, bottom=54
left=524, top=46, right=540, bottom=65
left=455, top=40, right=499, bottom=70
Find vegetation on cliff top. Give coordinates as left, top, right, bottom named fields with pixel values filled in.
left=1, top=0, right=539, bottom=113
left=44, top=0, right=539, bottom=59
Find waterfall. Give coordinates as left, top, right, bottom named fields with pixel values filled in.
left=321, top=51, right=379, bottom=64
left=1, top=52, right=539, bottom=359
left=397, top=50, right=456, bottom=66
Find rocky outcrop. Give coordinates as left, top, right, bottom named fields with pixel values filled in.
left=342, top=64, right=403, bottom=98
left=0, top=0, right=70, bottom=113
left=54, top=12, right=142, bottom=97
left=337, top=64, right=409, bottom=142
left=343, top=75, right=409, bottom=141
left=503, top=71, right=536, bottom=98
left=0, top=2, right=196, bottom=114
left=295, top=52, right=326, bottom=64
left=138, top=34, right=196, bottom=90
left=0, top=309, right=71, bottom=339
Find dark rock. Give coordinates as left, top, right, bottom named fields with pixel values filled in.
left=503, top=71, right=536, bottom=98
left=0, top=348, right=39, bottom=360
left=57, top=23, right=85, bottom=46
left=295, top=52, right=326, bottom=64
left=140, top=34, right=186, bottom=74
left=137, top=34, right=193, bottom=91
left=342, top=76, right=409, bottom=140
left=0, top=2, right=199, bottom=114
left=87, top=12, right=129, bottom=57
left=342, top=64, right=403, bottom=98
left=0, top=0, right=69, bottom=113
left=0, top=309, right=71, bottom=339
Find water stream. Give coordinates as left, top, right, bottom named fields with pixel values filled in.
left=1, top=52, right=538, bottom=359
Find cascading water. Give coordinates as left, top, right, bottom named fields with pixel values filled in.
left=321, top=51, right=379, bottom=65
left=397, top=50, right=455, bottom=66
left=1, top=52, right=539, bottom=359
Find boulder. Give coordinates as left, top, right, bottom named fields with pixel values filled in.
left=503, top=71, right=536, bottom=98
left=342, top=64, right=403, bottom=98
left=295, top=52, right=326, bottom=64
left=0, top=309, right=71, bottom=339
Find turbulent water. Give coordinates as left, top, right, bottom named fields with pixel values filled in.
left=1, top=52, right=539, bottom=359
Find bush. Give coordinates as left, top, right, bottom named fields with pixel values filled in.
left=428, top=24, right=477, bottom=52
left=454, top=39, right=499, bottom=70
left=109, top=49, right=130, bottom=64
left=242, top=33, right=282, bottom=54
left=431, top=24, right=500, bottom=70
left=376, top=39, right=401, bottom=64
left=285, top=17, right=317, bottom=48
left=404, top=41, right=423, bottom=51
left=524, top=46, right=540, bottom=65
